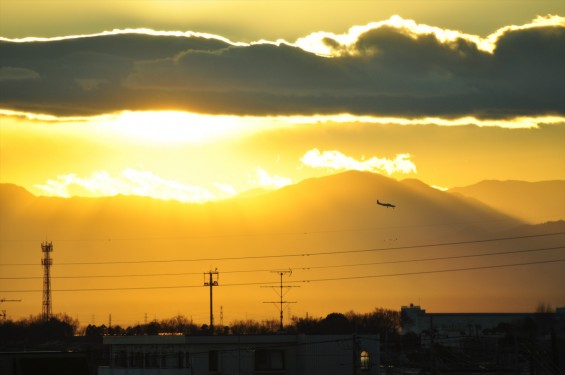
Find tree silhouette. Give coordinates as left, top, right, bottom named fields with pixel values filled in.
left=319, top=313, right=352, bottom=334
left=0, top=314, right=78, bottom=349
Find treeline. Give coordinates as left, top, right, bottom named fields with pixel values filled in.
left=0, top=313, right=79, bottom=349
left=83, top=308, right=401, bottom=337
left=0, top=308, right=400, bottom=346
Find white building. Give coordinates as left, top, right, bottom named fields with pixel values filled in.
left=99, top=333, right=379, bottom=375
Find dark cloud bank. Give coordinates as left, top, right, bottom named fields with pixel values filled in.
left=1, top=23, right=564, bottom=118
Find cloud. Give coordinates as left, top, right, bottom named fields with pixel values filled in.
left=34, top=169, right=224, bottom=203
left=75, top=78, right=107, bottom=92
left=249, top=168, right=293, bottom=189
left=301, top=149, right=417, bottom=175
left=0, top=66, right=39, bottom=81
left=294, top=15, right=565, bottom=56
left=1, top=16, right=564, bottom=118
left=213, top=182, right=237, bottom=196
left=33, top=167, right=294, bottom=202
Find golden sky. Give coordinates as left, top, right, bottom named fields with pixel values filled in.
left=0, top=0, right=564, bottom=325
left=1, top=0, right=563, bottom=41
left=1, top=112, right=564, bottom=203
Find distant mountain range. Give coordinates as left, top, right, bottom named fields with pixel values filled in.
left=1, top=171, right=563, bottom=316
left=449, top=180, right=565, bottom=224
left=1, top=172, right=564, bottom=244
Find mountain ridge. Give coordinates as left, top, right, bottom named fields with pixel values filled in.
left=2, top=173, right=563, bottom=224
left=0, top=171, right=538, bottom=251
left=1, top=172, right=564, bottom=319
left=449, top=179, right=565, bottom=224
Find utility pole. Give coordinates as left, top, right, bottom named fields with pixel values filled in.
left=0, top=298, right=22, bottom=320
left=204, top=269, right=219, bottom=333
left=41, top=241, right=53, bottom=321
left=262, top=270, right=298, bottom=332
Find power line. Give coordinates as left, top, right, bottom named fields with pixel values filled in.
left=1, top=258, right=562, bottom=293
left=0, top=267, right=293, bottom=280
left=290, top=259, right=565, bottom=284
left=296, top=245, right=564, bottom=272
left=1, top=232, right=562, bottom=267
left=1, top=245, right=562, bottom=280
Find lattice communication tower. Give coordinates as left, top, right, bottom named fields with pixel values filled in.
left=41, top=241, right=53, bottom=321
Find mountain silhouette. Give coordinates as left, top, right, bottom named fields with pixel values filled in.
left=1, top=171, right=563, bottom=317
left=450, top=180, right=565, bottom=224
left=1, top=172, right=558, bottom=263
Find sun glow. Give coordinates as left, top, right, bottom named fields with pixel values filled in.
left=98, top=111, right=257, bottom=143
left=2, top=109, right=564, bottom=135
left=0, top=109, right=278, bottom=143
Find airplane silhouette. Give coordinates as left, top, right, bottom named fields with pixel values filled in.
left=377, top=200, right=396, bottom=208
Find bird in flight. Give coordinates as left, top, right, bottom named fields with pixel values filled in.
left=377, top=200, right=396, bottom=208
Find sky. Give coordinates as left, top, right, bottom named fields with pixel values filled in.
left=0, top=1, right=564, bottom=324
left=0, top=1, right=564, bottom=202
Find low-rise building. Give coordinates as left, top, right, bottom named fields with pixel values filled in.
left=99, top=333, right=379, bottom=375
left=401, top=303, right=563, bottom=339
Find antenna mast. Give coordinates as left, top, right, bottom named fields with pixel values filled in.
left=262, top=270, right=298, bottom=332
left=41, top=241, right=53, bottom=321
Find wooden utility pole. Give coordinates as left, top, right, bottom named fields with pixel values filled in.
left=204, top=269, right=219, bottom=333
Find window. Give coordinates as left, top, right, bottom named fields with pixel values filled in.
left=209, top=350, right=220, bottom=372
left=145, top=352, right=159, bottom=368
left=254, top=349, right=285, bottom=371
left=177, top=351, right=190, bottom=368
left=113, top=350, right=127, bottom=368
left=129, top=352, right=143, bottom=368
left=185, top=352, right=191, bottom=369
left=360, top=350, right=370, bottom=371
